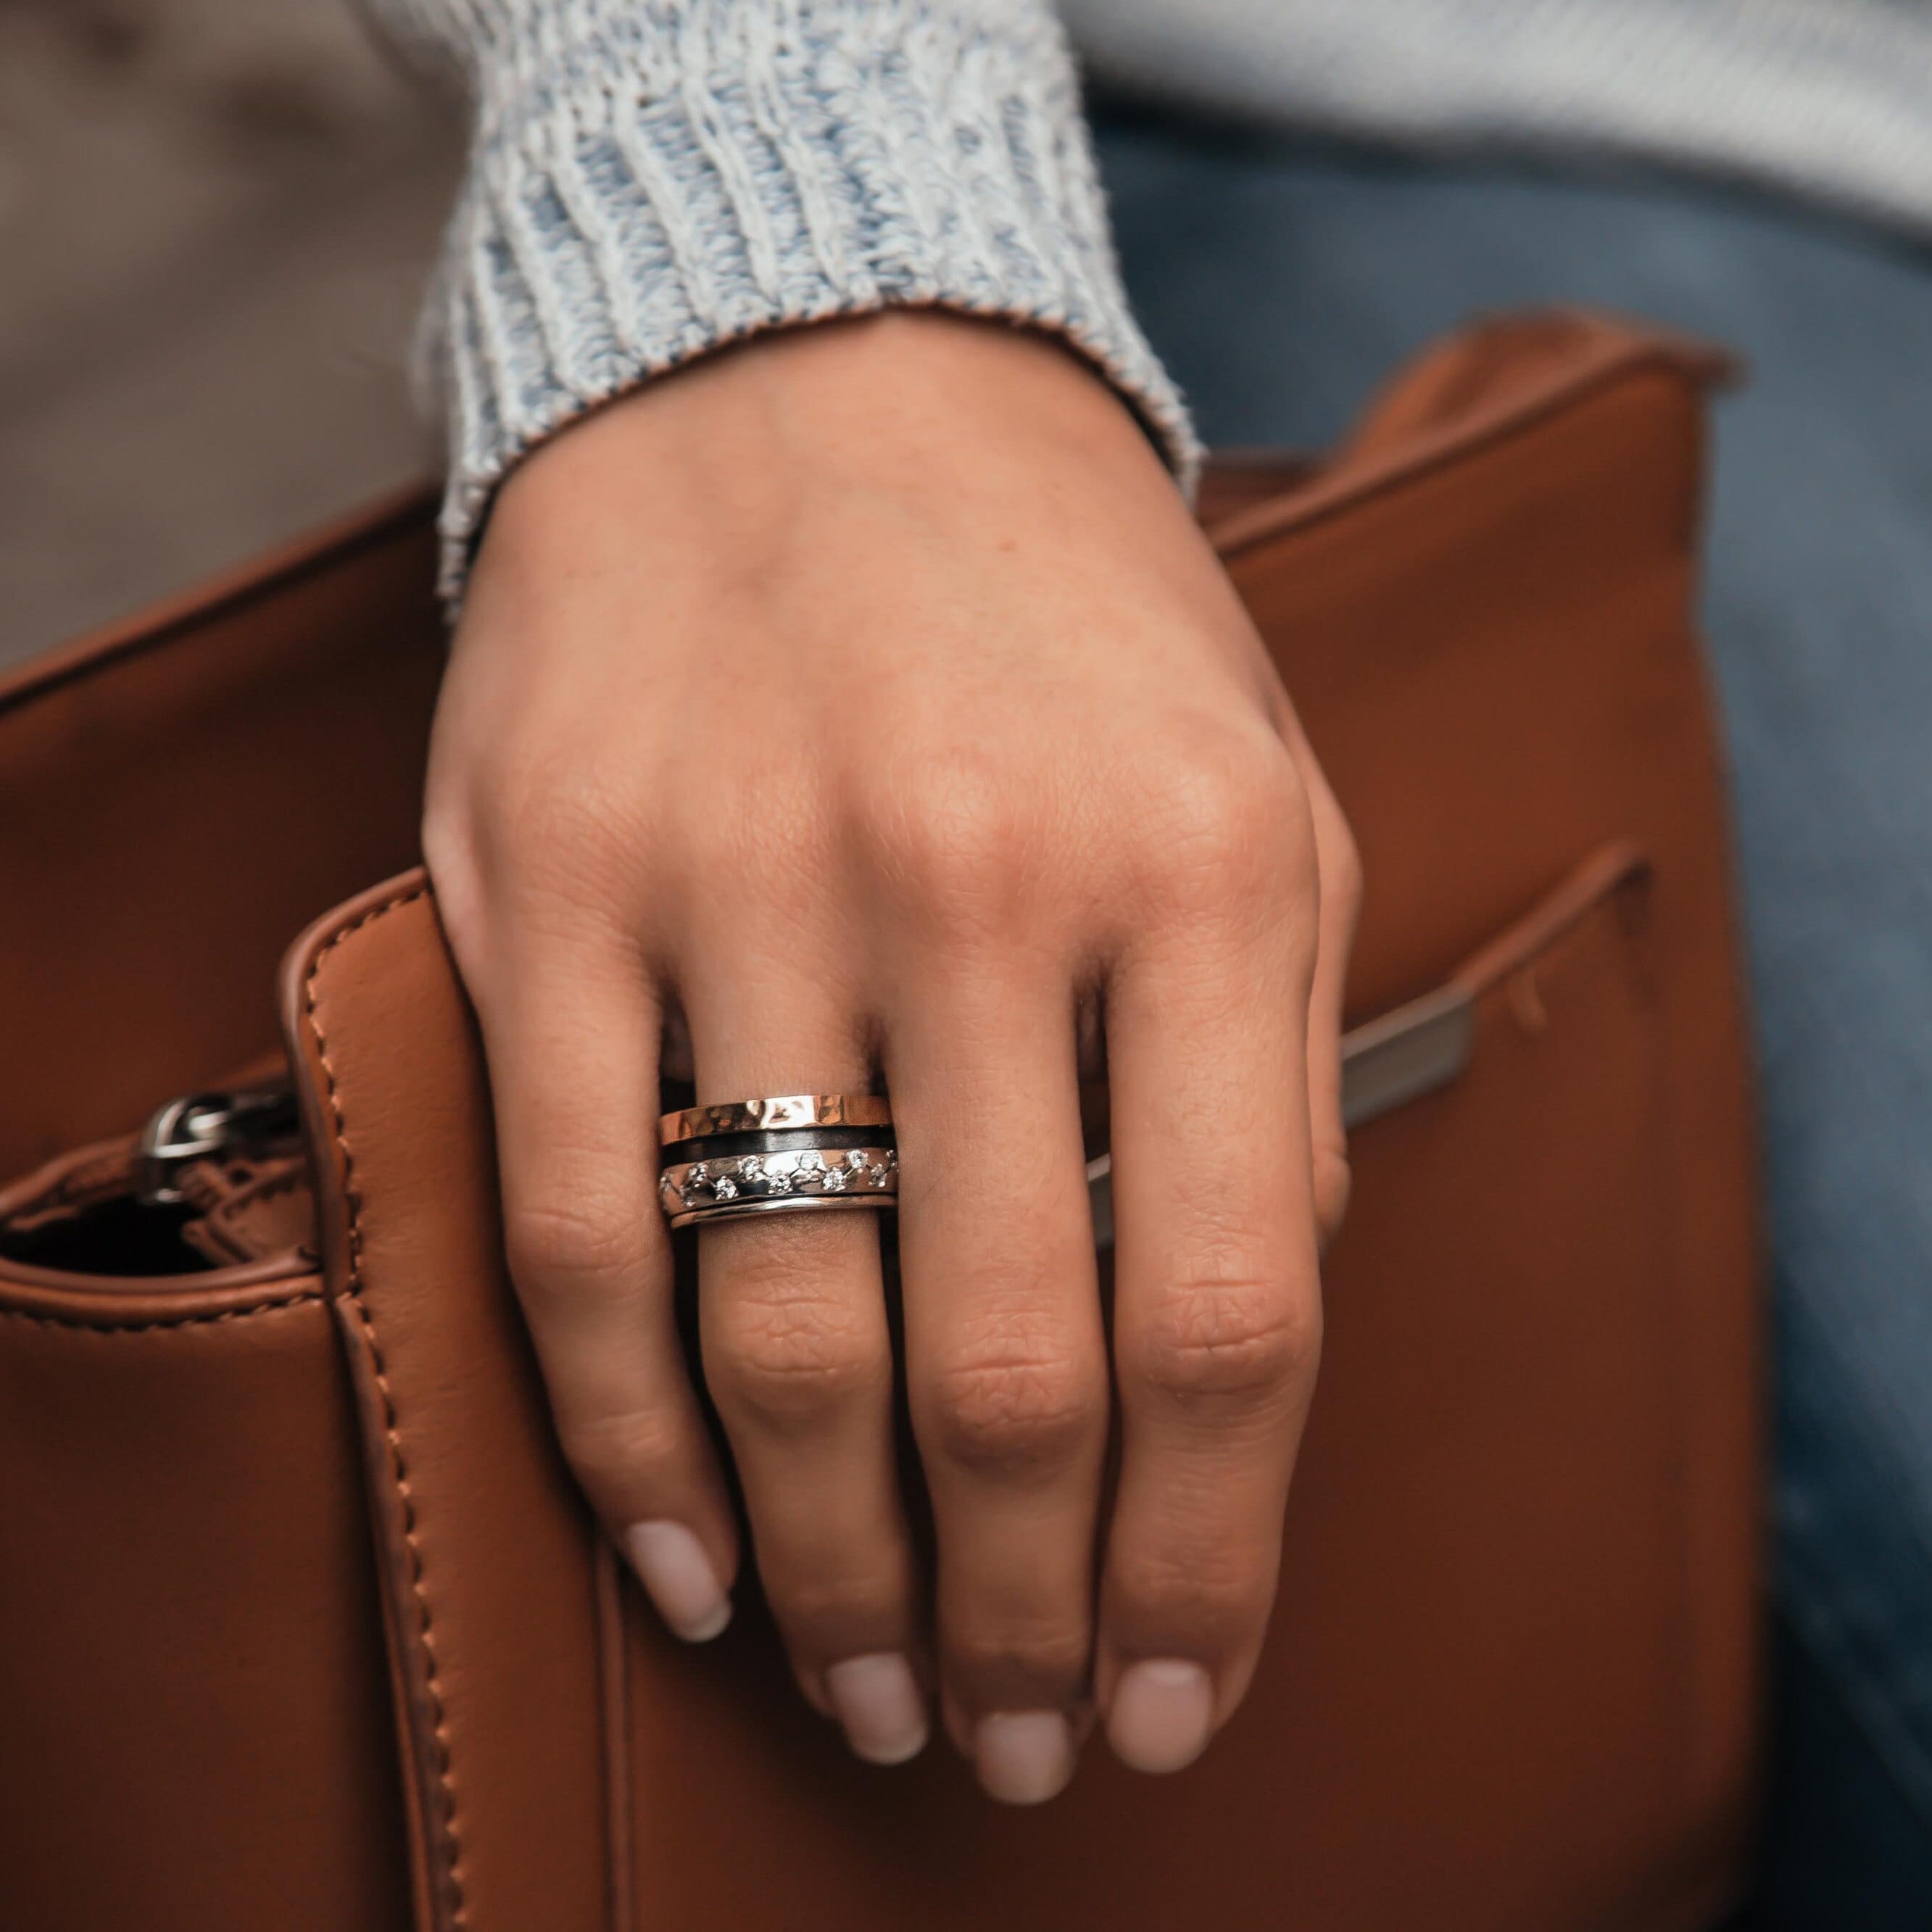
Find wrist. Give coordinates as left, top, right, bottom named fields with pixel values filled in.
left=486, top=312, right=1177, bottom=557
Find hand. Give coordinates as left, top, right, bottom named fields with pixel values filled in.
left=423, top=312, right=1359, bottom=1801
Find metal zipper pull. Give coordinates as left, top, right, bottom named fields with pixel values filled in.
left=135, top=1089, right=302, bottom=1206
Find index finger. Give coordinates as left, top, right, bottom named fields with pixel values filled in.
left=473, top=931, right=741, bottom=1644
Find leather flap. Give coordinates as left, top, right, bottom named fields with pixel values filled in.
left=282, top=876, right=614, bottom=1932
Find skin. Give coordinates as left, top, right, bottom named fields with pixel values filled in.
left=423, top=310, right=1360, bottom=1800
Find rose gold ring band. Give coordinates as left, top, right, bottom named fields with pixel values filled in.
left=658, top=1093, right=892, bottom=1147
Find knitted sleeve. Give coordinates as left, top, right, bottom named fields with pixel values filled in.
left=365, top=0, right=1197, bottom=601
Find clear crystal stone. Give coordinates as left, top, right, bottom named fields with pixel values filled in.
left=712, top=1175, right=738, bottom=1201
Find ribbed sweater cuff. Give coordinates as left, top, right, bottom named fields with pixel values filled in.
left=413, top=1, right=1198, bottom=604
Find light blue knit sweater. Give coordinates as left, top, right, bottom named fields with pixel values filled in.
left=368, top=0, right=1932, bottom=597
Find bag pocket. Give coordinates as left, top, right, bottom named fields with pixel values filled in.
left=1225, top=839, right=1699, bottom=1931
left=0, top=1145, right=407, bottom=1931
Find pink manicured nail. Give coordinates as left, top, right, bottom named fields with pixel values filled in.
left=826, top=1654, right=929, bottom=1765
left=621, top=1522, right=731, bottom=1642
left=1108, top=1660, right=1214, bottom=1773
left=974, top=1711, right=1074, bottom=1804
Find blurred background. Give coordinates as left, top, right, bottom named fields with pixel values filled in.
left=0, top=0, right=460, bottom=666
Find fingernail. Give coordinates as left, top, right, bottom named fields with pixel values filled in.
left=826, top=1654, right=929, bottom=1766
left=621, top=1522, right=731, bottom=1642
left=974, top=1710, right=1074, bottom=1804
left=1107, top=1660, right=1214, bottom=1774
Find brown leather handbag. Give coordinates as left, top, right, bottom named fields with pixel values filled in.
left=0, top=310, right=1762, bottom=1932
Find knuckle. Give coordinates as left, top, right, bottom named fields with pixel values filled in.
left=710, top=1277, right=886, bottom=1431
left=1129, top=1274, right=1319, bottom=1410
left=857, top=758, right=1037, bottom=936
left=1111, top=1534, right=1273, bottom=1635
left=922, top=1339, right=1106, bottom=1480
left=420, top=800, right=495, bottom=982
left=554, top=1403, right=692, bottom=1496
left=420, top=799, right=479, bottom=908
left=1320, top=806, right=1364, bottom=924
left=768, top=1569, right=907, bottom=1641
left=1311, top=1143, right=1353, bottom=1253
left=947, top=1621, right=1091, bottom=1693
left=504, top=1195, right=637, bottom=1301
left=1132, top=738, right=1315, bottom=912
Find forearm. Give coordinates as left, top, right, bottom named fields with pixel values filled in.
left=365, top=0, right=1196, bottom=599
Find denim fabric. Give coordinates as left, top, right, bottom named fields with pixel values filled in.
left=1093, top=114, right=1932, bottom=1920
left=1066, top=0, right=1932, bottom=246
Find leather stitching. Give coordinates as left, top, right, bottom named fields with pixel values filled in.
left=302, top=882, right=470, bottom=1931
left=0, top=1290, right=322, bottom=1333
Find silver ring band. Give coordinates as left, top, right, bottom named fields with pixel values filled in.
left=658, top=1145, right=899, bottom=1230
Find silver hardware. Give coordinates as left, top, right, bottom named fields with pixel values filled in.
left=659, top=1145, right=899, bottom=1229
left=135, top=1089, right=301, bottom=1206
left=1335, top=984, right=1475, bottom=1133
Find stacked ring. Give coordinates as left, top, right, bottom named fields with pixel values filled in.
left=656, top=1094, right=897, bottom=1230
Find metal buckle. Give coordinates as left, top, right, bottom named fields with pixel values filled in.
left=135, top=1089, right=300, bottom=1206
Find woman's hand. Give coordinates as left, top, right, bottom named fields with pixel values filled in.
left=423, top=312, right=1359, bottom=1802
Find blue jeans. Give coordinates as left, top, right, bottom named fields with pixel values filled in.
left=1095, top=112, right=1932, bottom=1925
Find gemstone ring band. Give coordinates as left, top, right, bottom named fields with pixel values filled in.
left=656, top=1095, right=897, bottom=1231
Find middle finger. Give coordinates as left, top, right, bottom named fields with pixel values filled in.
left=892, top=959, right=1108, bottom=1805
